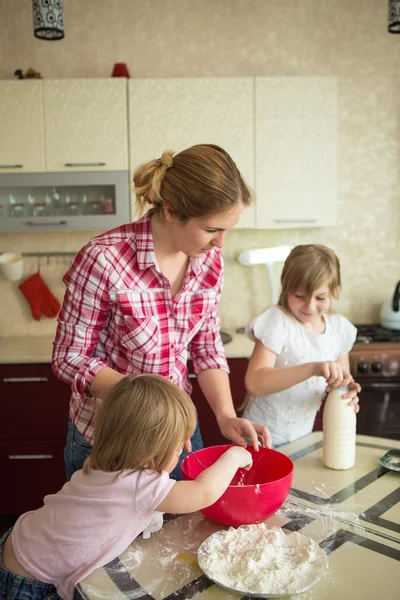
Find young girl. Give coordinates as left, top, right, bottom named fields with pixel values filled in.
left=0, top=375, right=252, bottom=600
left=243, top=244, right=361, bottom=447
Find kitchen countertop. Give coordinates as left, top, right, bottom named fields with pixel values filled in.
left=75, top=433, right=400, bottom=600
left=0, top=331, right=254, bottom=364
left=0, top=335, right=56, bottom=364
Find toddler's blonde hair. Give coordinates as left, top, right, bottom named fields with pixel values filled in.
left=278, top=244, right=341, bottom=310
left=83, top=374, right=196, bottom=474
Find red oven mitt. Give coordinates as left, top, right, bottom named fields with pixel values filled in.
left=19, top=272, right=61, bottom=320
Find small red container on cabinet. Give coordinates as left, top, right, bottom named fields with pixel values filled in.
left=111, top=63, right=130, bottom=78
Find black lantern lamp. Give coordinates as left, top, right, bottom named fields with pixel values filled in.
left=389, top=0, right=400, bottom=33
left=33, top=0, right=64, bottom=40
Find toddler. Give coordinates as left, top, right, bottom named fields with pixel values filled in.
left=0, top=374, right=251, bottom=600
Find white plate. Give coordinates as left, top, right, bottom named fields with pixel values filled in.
left=197, top=526, right=328, bottom=598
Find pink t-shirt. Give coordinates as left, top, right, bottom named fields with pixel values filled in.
left=11, top=468, right=175, bottom=600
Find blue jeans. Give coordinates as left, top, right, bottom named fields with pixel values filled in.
left=0, top=528, right=62, bottom=600
left=64, top=420, right=93, bottom=481
left=170, top=421, right=203, bottom=481
left=64, top=420, right=204, bottom=481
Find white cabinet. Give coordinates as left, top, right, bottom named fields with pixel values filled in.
left=43, top=79, right=129, bottom=172
left=128, top=77, right=338, bottom=230
left=128, top=78, right=255, bottom=228
left=0, top=81, right=45, bottom=173
left=255, top=77, right=338, bottom=229
left=0, top=77, right=338, bottom=231
left=0, top=79, right=129, bottom=175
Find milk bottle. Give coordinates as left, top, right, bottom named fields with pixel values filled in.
left=323, top=387, right=356, bottom=470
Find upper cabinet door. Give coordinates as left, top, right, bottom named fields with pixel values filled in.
left=128, top=78, right=255, bottom=228
left=255, top=77, right=338, bottom=229
left=43, top=79, right=129, bottom=172
left=0, top=81, right=45, bottom=173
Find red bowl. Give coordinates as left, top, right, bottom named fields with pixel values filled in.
left=181, top=444, right=294, bottom=527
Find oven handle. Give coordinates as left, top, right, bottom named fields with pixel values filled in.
left=359, top=382, right=400, bottom=389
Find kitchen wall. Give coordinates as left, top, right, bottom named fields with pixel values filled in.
left=0, top=0, right=399, bottom=338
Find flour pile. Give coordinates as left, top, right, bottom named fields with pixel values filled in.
left=197, top=524, right=327, bottom=595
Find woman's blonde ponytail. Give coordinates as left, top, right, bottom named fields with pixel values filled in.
left=133, top=150, right=174, bottom=213
left=133, top=144, right=251, bottom=221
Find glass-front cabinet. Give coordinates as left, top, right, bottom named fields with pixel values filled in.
left=0, top=172, right=130, bottom=232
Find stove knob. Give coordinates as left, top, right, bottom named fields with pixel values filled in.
left=357, top=362, right=369, bottom=373
left=371, top=362, right=382, bottom=373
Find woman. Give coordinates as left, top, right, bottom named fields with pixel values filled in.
left=52, top=144, right=271, bottom=480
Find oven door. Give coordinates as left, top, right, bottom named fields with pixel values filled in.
left=357, top=381, right=400, bottom=440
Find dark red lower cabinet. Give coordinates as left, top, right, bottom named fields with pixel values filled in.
left=0, top=363, right=70, bottom=514
left=0, top=440, right=67, bottom=514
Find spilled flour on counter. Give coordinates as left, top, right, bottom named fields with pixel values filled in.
left=197, top=523, right=327, bottom=595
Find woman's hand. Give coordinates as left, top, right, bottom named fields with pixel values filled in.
left=326, top=380, right=362, bottom=413
left=313, top=361, right=353, bottom=388
left=217, top=416, right=272, bottom=450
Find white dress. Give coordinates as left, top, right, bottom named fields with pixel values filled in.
left=243, top=306, right=357, bottom=446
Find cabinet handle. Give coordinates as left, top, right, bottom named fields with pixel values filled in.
left=3, top=377, right=48, bottom=383
left=273, top=219, right=318, bottom=224
left=64, top=162, right=106, bottom=167
left=188, top=373, right=196, bottom=379
left=9, top=454, right=53, bottom=460
left=25, top=221, right=68, bottom=227
left=0, top=164, right=23, bottom=169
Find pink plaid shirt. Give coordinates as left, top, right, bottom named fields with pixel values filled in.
left=52, top=213, right=229, bottom=442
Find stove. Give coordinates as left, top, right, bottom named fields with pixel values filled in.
left=349, top=324, right=400, bottom=440
left=350, top=324, right=400, bottom=379
left=354, top=324, right=400, bottom=345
